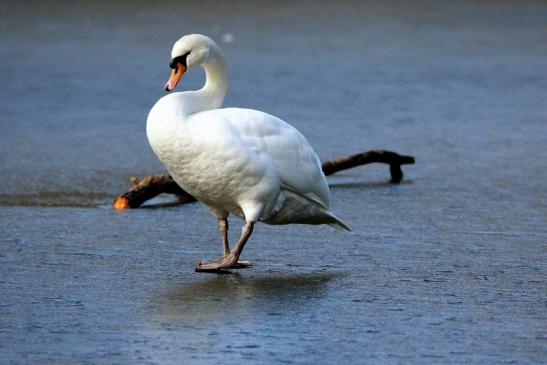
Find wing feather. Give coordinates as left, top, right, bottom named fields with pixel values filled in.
left=217, top=108, right=330, bottom=207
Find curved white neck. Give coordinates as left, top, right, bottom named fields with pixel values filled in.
left=185, top=47, right=229, bottom=115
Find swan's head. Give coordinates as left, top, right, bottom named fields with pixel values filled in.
left=165, top=34, right=218, bottom=92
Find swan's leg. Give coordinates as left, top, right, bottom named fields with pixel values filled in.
left=219, top=218, right=251, bottom=267
left=196, top=222, right=254, bottom=272
left=228, top=221, right=253, bottom=268
left=219, top=218, right=230, bottom=257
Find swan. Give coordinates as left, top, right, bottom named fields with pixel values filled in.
left=146, top=34, right=350, bottom=271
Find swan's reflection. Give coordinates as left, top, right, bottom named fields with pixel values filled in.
left=153, top=271, right=342, bottom=324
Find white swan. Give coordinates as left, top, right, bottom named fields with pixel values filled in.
left=147, top=34, right=349, bottom=271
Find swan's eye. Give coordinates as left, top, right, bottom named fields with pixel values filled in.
left=169, top=52, right=190, bottom=69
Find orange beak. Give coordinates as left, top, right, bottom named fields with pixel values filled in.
left=165, top=63, right=186, bottom=92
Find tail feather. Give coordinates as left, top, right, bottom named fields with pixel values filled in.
left=276, top=184, right=351, bottom=231
left=326, top=213, right=351, bottom=232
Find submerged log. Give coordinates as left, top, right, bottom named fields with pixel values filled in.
left=112, top=175, right=196, bottom=209
left=112, top=149, right=414, bottom=209
left=321, top=150, right=415, bottom=183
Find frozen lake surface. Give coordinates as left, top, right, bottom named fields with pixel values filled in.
left=1, top=1, right=546, bottom=364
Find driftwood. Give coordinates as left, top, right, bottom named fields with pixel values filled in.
left=112, top=150, right=414, bottom=209
left=112, top=175, right=196, bottom=209
left=321, top=150, right=414, bottom=183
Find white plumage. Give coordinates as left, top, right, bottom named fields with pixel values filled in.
left=146, top=34, right=349, bottom=271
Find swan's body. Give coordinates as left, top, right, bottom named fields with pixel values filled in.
left=146, top=34, right=349, bottom=271
left=148, top=101, right=341, bottom=227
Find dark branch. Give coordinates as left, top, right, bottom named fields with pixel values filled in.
left=321, top=150, right=415, bottom=182
left=112, top=174, right=195, bottom=209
